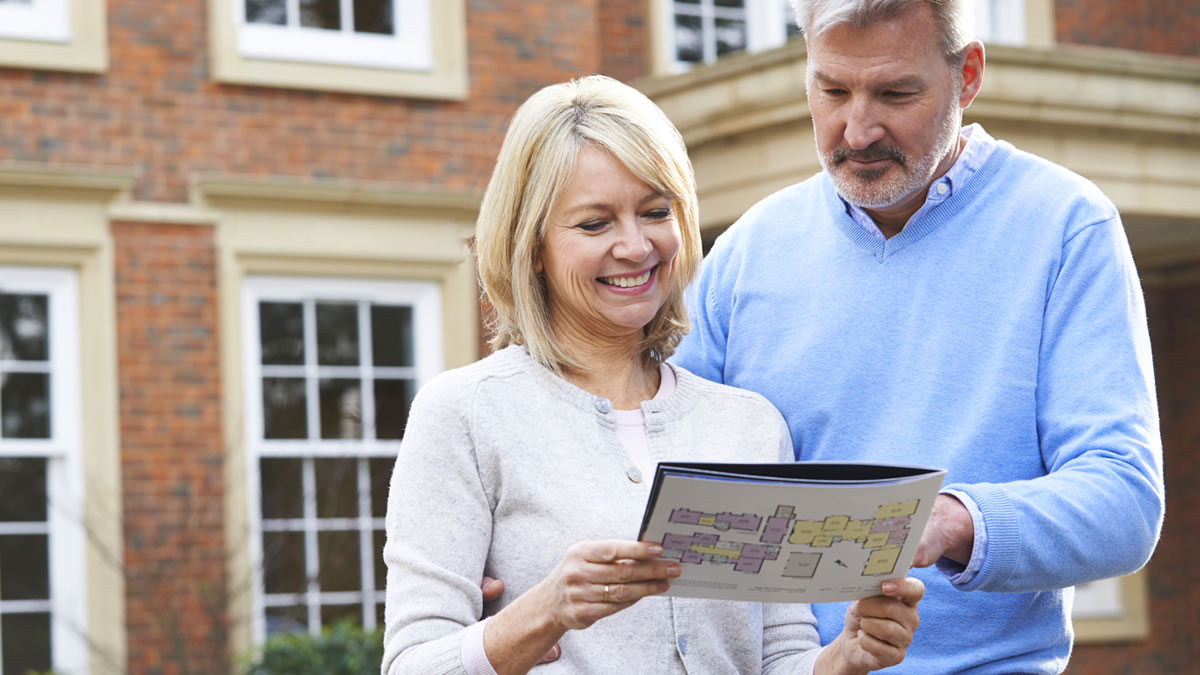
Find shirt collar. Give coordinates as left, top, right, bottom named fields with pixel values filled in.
left=842, top=123, right=998, bottom=241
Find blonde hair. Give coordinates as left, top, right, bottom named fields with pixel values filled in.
left=475, top=74, right=701, bottom=374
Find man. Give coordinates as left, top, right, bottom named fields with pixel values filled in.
left=672, top=0, right=1165, bottom=672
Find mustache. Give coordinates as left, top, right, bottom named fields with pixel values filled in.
left=831, top=144, right=907, bottom=168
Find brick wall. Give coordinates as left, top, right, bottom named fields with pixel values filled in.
left=0, top=0, right=649, bottom=203
left=1055, top=0, right=1200, bottom=59
left=1068, top=281, right=1200, bottom=672
left=114, top=223, right=226, bottom=675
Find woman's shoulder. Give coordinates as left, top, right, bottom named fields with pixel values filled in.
left=670, top=363, right=784, bottom=419
left=413, top=346, right=534, bottom=407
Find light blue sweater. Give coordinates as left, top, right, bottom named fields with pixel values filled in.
left=674, top=139, right=1164, bottom=674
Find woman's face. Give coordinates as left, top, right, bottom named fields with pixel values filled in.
left=536, top=145, right=681, bottom=346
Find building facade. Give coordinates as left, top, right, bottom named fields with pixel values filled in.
left=0, top=1, right=1195, bottom=673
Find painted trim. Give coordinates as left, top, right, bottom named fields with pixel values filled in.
left=0, top=0, right=106, bottom=72
left=208, top=0, right=467, bottom=99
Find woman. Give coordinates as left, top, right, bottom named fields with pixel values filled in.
left=382, top=75, right=921, bottom=675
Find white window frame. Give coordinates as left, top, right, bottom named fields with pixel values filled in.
left=233, top=0, right=432, bottom=71
left=0, top=266, right=88, bottom=675
left=662, top=0, right=795, bottom=73
left=241, top=276, right=442, bottom=642
left=0, top=0, right=71, bottom=43
left=974, top=0, right=1025, bottom=45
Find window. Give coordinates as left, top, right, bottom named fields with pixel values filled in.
left=665, top=0, right=798, bottom=72
left=235, top=0, right=430, bottom=70
left=0, top=0, right=105, bottom=72
left=209, top=0, right=465, bottom=98
left=974, top=0, right=1025, bottom=45
left=242, top=277, right=442, bottom=640
left=0, top=0, right=69, bottom=42
left=0, top=267, right=88, bottom=675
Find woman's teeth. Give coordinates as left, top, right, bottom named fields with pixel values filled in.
left=599, top=269, right=652, bottom=288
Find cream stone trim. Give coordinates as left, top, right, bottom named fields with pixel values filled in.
left=0, top=0, right=107, bottom=72
left=1023, top=0, right=1054, bottom=48
left=0, top=173, right=131, bottom=674
left=204, top=175, right=480, bottom=658
left=1074, top=571, right=1151, bottom=642
left=207, top=0, right=467, bottom=99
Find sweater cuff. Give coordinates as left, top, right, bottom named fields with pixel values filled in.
left=943, top=482, right=1019, bottom=592
left=461, top=618, right=499, bottom=675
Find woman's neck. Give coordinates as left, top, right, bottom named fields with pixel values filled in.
left=554, top=331, right=660, bottom=409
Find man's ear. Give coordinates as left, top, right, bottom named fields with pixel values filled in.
left=958, top=40, right=985, bottom=108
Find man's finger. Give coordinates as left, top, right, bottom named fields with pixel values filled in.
left=536, top=642, right=561, bottom=664
left=481, top=576, right=503, bottom=602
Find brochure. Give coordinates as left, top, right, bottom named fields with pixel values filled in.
left=637, top=461, right=946, bottom=603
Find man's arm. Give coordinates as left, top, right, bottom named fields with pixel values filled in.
left=938, top=216, right=1164, bottom=593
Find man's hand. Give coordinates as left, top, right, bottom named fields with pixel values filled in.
left=912, top=494, right=974, bottom=568
left=481, top=577, right=561, bottom=664
left=816, top=577, right=924, bottom=674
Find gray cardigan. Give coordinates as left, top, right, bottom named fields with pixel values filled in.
left=382, top=346, right=822, bottom=674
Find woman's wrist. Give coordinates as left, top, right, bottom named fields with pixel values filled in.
left=482, top=584, right=568, bottom=675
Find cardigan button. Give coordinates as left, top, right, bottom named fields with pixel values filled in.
left=677, top=635, right=687, bottom=655
left=626, top=466, right=642, bottom=483
left=594, top=398, right=612, bottom=413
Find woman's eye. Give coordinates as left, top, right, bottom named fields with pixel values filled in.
left=576, top=220, right=606, bottom=232
left=644, top=208, right=671, bottom=220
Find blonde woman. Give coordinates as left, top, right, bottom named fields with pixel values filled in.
left=382, top=75, right=921, bottom=675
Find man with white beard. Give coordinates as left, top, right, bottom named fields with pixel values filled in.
left=673, top=1, right=1165, bottom=672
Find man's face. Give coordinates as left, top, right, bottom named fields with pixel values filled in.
left=806, top=2, right=964, bottom=212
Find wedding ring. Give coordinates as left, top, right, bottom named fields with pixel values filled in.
left=603, top=584, right=610, bottom=603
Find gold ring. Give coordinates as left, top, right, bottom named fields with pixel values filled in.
left=603, top=584, right=610, bottom=603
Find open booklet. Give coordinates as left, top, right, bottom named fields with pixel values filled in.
left=637, top=462, right=946, bottom=603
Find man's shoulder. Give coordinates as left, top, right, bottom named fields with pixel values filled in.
left=994, top=141, right=1117, bottom=218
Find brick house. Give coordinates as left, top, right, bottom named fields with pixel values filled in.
left=0, top=1, right=1195, bottom=673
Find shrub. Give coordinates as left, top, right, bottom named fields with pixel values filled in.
left=244, top=620, right=384, bottom=675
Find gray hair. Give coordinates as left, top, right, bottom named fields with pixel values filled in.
left=789, top=0, right=974, bottom=61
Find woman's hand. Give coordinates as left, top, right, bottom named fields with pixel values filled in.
left=537, top=540, right=679, bottom=631
left=816, top=577, right=924, bottom=675
left=483, top=540, right=678, bottom=674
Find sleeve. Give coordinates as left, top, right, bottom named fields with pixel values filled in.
left=760, top=603, right=823, bottom=675
left=672, top=240, right=731, bottom=384
left=381, top=376, right=493, bottom=675
left=946, top=214, right=1165, bottom=593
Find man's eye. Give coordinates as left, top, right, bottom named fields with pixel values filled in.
left=823, top=88, right=847, bottom=97
left=884, top=91, right=914, bottom=99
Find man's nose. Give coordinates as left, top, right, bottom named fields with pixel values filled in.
left=843, top=98, right=885, bottom=150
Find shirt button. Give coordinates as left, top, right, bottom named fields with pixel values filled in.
left=626, top=466, right=642, bottom=483
left=594, top=398, right=611, bottom=413
left=677, top=636, right=687, bottom=655
left=936, top=182, right=948, bottom=195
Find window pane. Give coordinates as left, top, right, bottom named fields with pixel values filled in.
left=320, top=603, right=360, bottom=629
left=265, top=605, right=308, bottom=635
left=715, top=17, right=747, bottom=56
left=0, top=534, right=49, bottom=600
left=0, top=457, right=46, bottom=522
left=1, top=612, right=51, bottom=675
left=373, top=529, right=387, bottom=594
left=674, top=13, right=703, bottom=62
left=714, top=0, right=745, bottom=7
left=300, top=0, right=341, bottom=29
left=261, top=458, right=303, bottom=519
left=263, top=531, right=307, bottom=594
left=245, top=0, right=286, bottom=25
left=369, top=457, right=393, bottom=518
left=373, top=379, right=413, bottom=440
left=318, top=530, right=361, bottom=592
left=316, top=303, right=359, bottom=366
left=319, top=378, right=362, bottom=440
left=371, top=305, right=413, bottom=367
left=0, top=294, right=48, bottom=361
left=1, top=372, right=50, bottom=439
left=260, top=302, right=304, bottom=365
left=262, top=377, right=307, bottom=439
left=315, top=458, right=358, bottom=518
left=353, top=0, right=393, bottom=34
